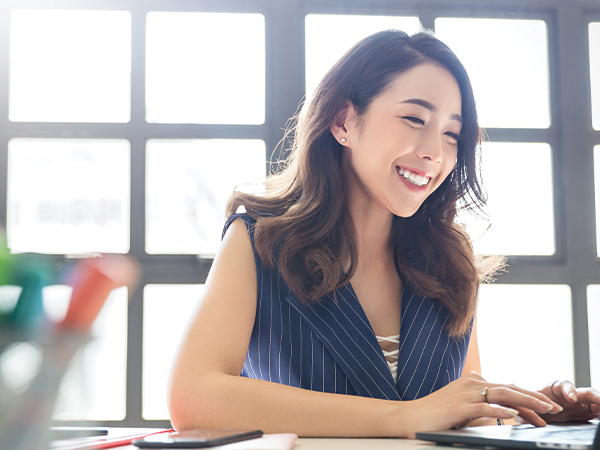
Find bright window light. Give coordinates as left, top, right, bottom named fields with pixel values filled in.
left=436, top=18, right=550, bottom=129
left=305, top=14, right=421, bottom=98
left=9, top=10, right=131, bottom=123
left=478, top=284, right=573, bottom=390
left=146, top=12, right=265, bottom=124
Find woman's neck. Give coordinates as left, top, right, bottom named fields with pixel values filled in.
left=348, top=196, right=395, bottom=265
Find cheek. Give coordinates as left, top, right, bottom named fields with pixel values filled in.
left=441, top=147, right=458, bottom=178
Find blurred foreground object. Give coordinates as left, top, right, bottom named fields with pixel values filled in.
left=0, top=247, right=141, bottom=450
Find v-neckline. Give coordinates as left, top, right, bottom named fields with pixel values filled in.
left=344, top=280, right=407, bottom=381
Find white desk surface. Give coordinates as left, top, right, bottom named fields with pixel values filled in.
left=88, top=429, right=449, bottom=450
left=111, top=438, right=442, bottom=450
left=295, top=437, right=441, bottom=450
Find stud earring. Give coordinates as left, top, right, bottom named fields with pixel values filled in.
left=340, top=138, right=346, bottom=143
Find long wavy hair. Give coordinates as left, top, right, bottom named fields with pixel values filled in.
left=227, top=30, right=500, bottom=337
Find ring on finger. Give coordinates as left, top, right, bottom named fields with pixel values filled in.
left=586, top=404, right=594, bottom=415
left=481, top=386, right=489, bottom=403
left=550, top=380, right=560, bottom=397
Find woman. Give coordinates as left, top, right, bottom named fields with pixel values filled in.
left=168, top=30, right=599, bottom=438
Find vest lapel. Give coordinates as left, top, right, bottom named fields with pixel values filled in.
left=285, top=285, right=401, bottom=401
left=396, top=286, right=453, bottom=400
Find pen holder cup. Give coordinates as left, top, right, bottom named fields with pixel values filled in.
left=0, top=330, right=90, bottom=450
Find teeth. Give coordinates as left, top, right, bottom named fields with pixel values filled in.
left=397, top=167, right=429, bottom=187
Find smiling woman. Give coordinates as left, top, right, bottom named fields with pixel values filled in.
left=167, top=30, right=600, bottom=438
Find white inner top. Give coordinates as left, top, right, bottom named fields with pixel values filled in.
left=376, top=334, right=400, bottom=382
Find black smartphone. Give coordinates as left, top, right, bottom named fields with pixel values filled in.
left=132, top=429, right=263, bottom=448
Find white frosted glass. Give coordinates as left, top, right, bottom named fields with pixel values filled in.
left=146, top=12, right=265, bottom=124
left=459, top=142, right=554, bottom=255
left=586, top=286, right=600, bottom=388
left=595, top=146, right=600, bottom=256
left=435, top=18, right=550, bottom=129
left=53, top=287, right=128, bottom=420
left=146, top=139, right=266, bottom=255
left=305, top=14, right=421, bottom=98
left=142, top=284, right=204, bottom=420
left=9, top=10, right=131, bottom=123
left=478, top=285, right=573, bottom=390
left=590, top=24, right=600, bottom=131
left=7, top=139, right=130, bottom=255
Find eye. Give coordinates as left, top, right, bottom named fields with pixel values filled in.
left=403, top=116, right=425, bottom=126
left=445, top=131, right=461, bottom=143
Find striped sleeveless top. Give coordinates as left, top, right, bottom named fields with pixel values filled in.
left=224, top=213, right=471, bottom=401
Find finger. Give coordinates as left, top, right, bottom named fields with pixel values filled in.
left=513, top=406, right=547, bottom=427
left=467, top=403, right=520, bottom=423
left=488, top=381, right=559, bottom=407
left=486, top=386, right=562, bottom=415
left=550, top=380, right=578, bottom=402
left=575, top=387, right=600, bottom=407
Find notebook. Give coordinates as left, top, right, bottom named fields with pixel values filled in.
left=416, top=420, right=599, bottom=450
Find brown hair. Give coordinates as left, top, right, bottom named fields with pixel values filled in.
left=227, top=30, right=501, bottom=337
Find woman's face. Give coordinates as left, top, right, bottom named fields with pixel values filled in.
left=337, top=62, right=462, bottom=218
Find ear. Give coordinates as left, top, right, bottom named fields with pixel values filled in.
left=330, top=102, right=355, bottom=146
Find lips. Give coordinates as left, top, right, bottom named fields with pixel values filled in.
left=396, top=167, right=430, bottom=187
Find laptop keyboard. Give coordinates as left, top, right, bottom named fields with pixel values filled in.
left=513, top=424, right=596, bottom=444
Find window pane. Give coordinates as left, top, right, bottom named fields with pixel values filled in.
left=146, top=139, right=266, bottom=255
left=595, top=146, right=600, bottom=256
left=587, top=286, right=600, bottom=388
left=143, top=284, right=204, bottom=420
left=9, top=10, right=131, bottom=123
left=459, top=142, right=555, bottom=255
left=53, top=287, right=127, bottom=420
left=590, top=24, right=600, bottom=130
left=478, top=285, right=573, bottom=390
left=305, top=14, right=421, bottom=98
left=435, top=18, right=550, bottom=129
left=7, top=139, right=130, bottom=255
left=146, top=12, right=265, bottom=124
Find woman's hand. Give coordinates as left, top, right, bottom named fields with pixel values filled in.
left=405, top=372, right=564, bottom=436
left=537, top=380, right=600, bottom=423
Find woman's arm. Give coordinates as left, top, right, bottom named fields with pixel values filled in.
left=463, top=313, right=481, bottom=375
left=167, top=218, right=406, bottom=437
left=167, top=218, right=562, bottom=438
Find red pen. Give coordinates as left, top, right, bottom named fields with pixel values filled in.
left=52, top=428, right=174, bottom=450
left=59, top=254, right=141, bottom=332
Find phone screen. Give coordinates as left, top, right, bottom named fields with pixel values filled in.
left=133, top=429, right=263, bottom=448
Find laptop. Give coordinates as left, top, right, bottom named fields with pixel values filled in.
left=416, top=420, right=599, bottom=450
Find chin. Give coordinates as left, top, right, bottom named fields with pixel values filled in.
left=393, top=207, right=421, bottom=219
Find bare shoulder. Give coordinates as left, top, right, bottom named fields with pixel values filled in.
left=169, top=216, right=258, bottom=382
left=203, top=216, right=257, bottom=308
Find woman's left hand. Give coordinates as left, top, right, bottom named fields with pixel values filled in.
left=538, top=380, right=600, bottom=422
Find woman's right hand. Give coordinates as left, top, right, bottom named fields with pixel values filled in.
left=402, top=371, right=564, bottom=437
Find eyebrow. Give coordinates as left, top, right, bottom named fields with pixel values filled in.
left=400, top=98, right=463, bottom=124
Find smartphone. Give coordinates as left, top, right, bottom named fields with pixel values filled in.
left=132, top=429, right=263, bottom=448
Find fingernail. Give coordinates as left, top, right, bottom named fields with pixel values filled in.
left=568, top=392, right=577, bottom=401
left=543, top=402, right=554, bottom=412
left=507, top=408, right=519, bottom=417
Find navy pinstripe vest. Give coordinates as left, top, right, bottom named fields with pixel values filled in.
left=225, top=213, right=471, bottom=401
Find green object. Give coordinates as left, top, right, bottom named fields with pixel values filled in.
left=9, top=257, right=54, bottom=332
left=0, top=233, right=15, bottom=287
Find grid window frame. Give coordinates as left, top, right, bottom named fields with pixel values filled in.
left=0, top=0, right=598, bottom=428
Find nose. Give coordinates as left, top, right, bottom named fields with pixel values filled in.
left=416, top=131, right=444, bottom=163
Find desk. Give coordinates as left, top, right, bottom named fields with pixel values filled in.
left=56, top=428, right=455, bottom=450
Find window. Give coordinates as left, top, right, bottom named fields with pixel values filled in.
left=0, top=0, right=596, bottom=428
left=145, top=12, right=265, bottom=125
left=9, top=10, right=131, bottom=123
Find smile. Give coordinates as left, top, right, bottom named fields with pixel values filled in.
left=396, top=167, right=430, bottom=187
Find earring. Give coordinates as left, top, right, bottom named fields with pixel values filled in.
left=340, top=138, right=346, bottom=143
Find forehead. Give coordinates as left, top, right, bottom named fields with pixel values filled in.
left=378, top=63, right=462, bottom=114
